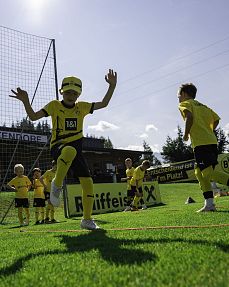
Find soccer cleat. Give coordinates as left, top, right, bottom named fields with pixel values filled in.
left=141, top=204, right=148, bottom=210
left=124, top=206, right=131, bottom=212
left=196, top=204, right=216, bottom=212
left=80, top=219, right=100, bottom=230
left=35, top=220, right=40, bottom=225
left=50, top=180, right=62, bottom=207
left=131, top=206, right=139, bottom=212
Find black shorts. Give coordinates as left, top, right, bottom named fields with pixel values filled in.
left=131, top=186, right=143, bottom=194
left=51, top=139, right=91, bottom=178
left=127, top=189, right=135, bottom=198
left=33, top=198, right=46, bottom=207
left=44, top=192, right=50, bottom=200
left=194, top=144, right=218, bottom=171
left=15, top=198, right=29, bottom=208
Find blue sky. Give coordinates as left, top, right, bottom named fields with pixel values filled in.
left=1, top=0, right=229, bottom=153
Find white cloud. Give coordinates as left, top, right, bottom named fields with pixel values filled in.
left=139, top=133, right=148, bottom=139
left=145, top=124, right=158, bottom=132
left=118, top=144, right=160, bottom=153
left=118, top=145, right=144, bottom=151
left=88, top=120, right=120, bottom=132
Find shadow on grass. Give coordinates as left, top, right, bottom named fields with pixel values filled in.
left=8, top=225, right=23, bottom=229
left=1, top=230, right=229, bottom=277
left=58, top=229, right=155, bottom=264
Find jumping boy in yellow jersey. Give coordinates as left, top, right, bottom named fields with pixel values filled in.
left=40, top=160, right=57, bottom=223
left=10, top=69, right=117, bottom=229
left=121, top=158, right=135, bottom=212
left=178, top=83, right=229, bottom=212
left=32, top=168, right=45, bottom=224
left=130, top=160, right=150, bottom=211
left=7, top=164, right=31, bottom=226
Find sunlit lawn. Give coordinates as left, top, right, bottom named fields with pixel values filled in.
left=0, top=183, right=229, bottom=287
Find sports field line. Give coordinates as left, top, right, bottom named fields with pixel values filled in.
left=18, top=223, right=229, bottom=233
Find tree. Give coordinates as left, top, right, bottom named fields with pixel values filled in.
left=41, top=120, right=51, bottom=133
left=104, top=137, right=114, bottom=149
left=161, top=126, right=194, bottom=163
left=215, top=127, right=229, bottom=154
left=16, top=117, right=35, bottom=131
left=143, top=141, right=161, bottom=166
left=36, top=122, right=42, bottom=132
left=99, top=136, right=114, bottom=148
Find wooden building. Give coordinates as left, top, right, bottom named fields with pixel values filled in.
left=0, top=127, right=149, bottom=185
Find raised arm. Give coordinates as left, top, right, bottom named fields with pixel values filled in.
left=9, top=88, right=46, bottom=121
left=93, top=69, right=117, bottom=111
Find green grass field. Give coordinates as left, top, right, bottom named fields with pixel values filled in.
left=0, top=183, right=229, bottom=287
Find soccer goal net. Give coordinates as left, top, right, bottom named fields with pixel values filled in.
left=0, top=26, right=59, bottom=224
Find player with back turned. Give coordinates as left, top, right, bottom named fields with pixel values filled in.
left=10, top=69, right=117, bottom=229
left=178, top=83, right=229, bottom=212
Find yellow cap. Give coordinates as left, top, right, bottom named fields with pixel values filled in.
left=60, top=76, right=82, bottom=94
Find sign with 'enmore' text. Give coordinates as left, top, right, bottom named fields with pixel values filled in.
left=0, top=130, right=47, bottom=143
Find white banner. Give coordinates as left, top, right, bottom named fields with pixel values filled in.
left=0, top=130, right=47, bottom=143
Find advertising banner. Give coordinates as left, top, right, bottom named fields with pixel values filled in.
left=148, top=159, right=196, bottom=183
left=214, top=153, right=229, bottom=175
left=0, top=130, right=47, bottom=143
left=147, top=153, right=229, bottom=183
left=65, top=181, right=161, bottom=217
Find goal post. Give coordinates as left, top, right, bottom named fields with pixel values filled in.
left=0, top=26, right=59, bottom=224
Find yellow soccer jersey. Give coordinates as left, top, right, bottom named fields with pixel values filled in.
left=179, top=99, right=220, bottom=148
left=130, top=166, right=145, bottom=187
left=8, top=176, right=31, bottom=199
left=42, top=100, right=94, bottom=148
left=33, top=179, right=45, bottom=199
left=42, top=169, right=56, bottom=192
left=126, top=167, right=135, bottom=190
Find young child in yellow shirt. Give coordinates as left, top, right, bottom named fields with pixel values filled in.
left=7, top=164, right=31, bottom=226
left=32, top=168, right=45, bottom=224
left=40, top=160, right=57, bottom=223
